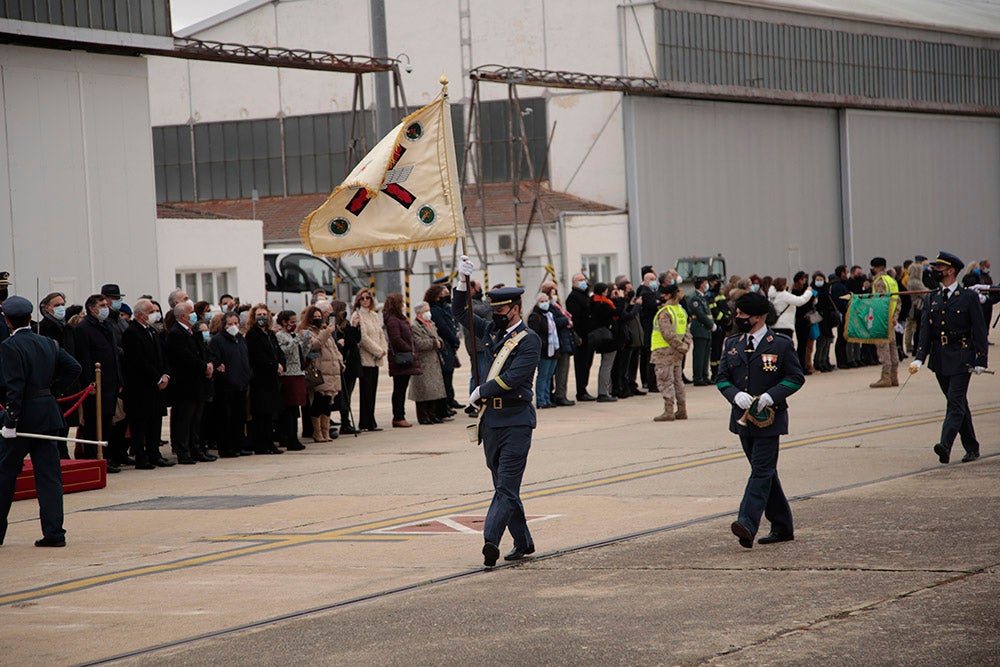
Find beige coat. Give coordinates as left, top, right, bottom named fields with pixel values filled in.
left=408, top=319, right=447, bottom=402
left=307, top=325, right=345, bottom=397
left=650, top=305, right=692, bottom=366
left=356, top=308, right=388, bottom=368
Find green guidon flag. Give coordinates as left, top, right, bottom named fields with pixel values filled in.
left=845, top=294, right=892, bottom=343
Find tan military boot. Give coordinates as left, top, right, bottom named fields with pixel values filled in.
left=869, top=370, right=893, bottom=388
left=654, top=401, right=675, bottom=422
left=674, top=403, right=688, bottom=420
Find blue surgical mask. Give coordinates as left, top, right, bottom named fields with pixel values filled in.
left=750, top=284, right=760, bottom=292
left=201, top=331, right=210, bottom=342
left=52, top=305, right=66, bottom=321
left=221, top=304, right=230, bottom=313
left=111, top=299, right=123, bottom=311
left=576, top=280, right=588, bottom=290
left=96, top=307, right=109, bottom=321
left=647, top=281, right=657, bottom=289
left=189, top=312, right=198, bottom=325
left=539, top=301, right=550, bottom=311
left=669, top=279, right=676, bottom=286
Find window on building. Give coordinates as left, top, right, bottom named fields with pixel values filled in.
left=176, top=269, right=233, bottom=304
left=477, top=97, right=548, bottom=183
left=581, top=255, right=614, bottom=285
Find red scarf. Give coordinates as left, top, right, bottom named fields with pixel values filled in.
left=592, top=294, right=619, bottom=320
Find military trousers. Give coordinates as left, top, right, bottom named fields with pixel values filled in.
left=482, top=425, right=533, bottom=549
left=876, top=340, right=899, bottom=375
left=654, top=362, right=684, bottom=408
left=736, top=433, right=793, bottom=538
left=935, top=371, right=979, bottom=455
left=0, top=433, right=65, bottom=543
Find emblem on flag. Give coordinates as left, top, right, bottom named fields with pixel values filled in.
left=845, top=294, right=892, bottom=343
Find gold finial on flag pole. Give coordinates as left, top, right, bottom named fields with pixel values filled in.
left=440, top=74, right=449, bottom=96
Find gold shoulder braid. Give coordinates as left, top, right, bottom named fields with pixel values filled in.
left=466, top=330, right=530, bottom=445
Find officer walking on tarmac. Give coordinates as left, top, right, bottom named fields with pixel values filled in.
left=716, top=292, right=804, bottom=548
left=909, top=251, right=989, bottom=464
left=453, top=255, right=542, bottom=568
left=0, top=296, right=82, bottom=547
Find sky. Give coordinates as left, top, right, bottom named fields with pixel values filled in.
left=171, top=0, right=246, bottom=31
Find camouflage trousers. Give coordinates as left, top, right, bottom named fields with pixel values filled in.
left=655, top=362, right=685, bottom=409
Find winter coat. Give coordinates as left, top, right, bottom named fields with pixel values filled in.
left=209, top=330, right=251, bottom=392
left=275, top=329, right=309, bottom=377
left=527, top=306, right=566, bottom=360
left=384, top=312, right=423, bottom=377
left=408, top=318, right=446, bottom=402
left=770, top=288, right=813, bottom=331
left=245, top=325, right=286, bottom=415
left=356, top=308, right=387, bottom=368
left=74, top=314, right=122, bottom=414
left=306, top=325, right=345, bottom=398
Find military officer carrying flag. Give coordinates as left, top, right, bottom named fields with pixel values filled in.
left=453, top=256, right=542, bottom=568
left=717, top=292, right=805, bottom=549
left=909, top=251, right=989, bottom=464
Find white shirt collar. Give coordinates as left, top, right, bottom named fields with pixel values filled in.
left=12, top=325, right=32, bottom=335
left=748, top=326, right=768, bottom=349
left=943, top=282, right=958, bottom=297
left=505, top=320, right=521, bottom=336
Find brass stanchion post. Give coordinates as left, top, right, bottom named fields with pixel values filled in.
left=94, top=362, right=103, bottom=460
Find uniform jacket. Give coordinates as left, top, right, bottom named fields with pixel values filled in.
left=716, top=328, right=805, bottom=436
left=74, top=314, right=122, bottom=415
left=121, top=321, right=168, bottom=418
left=0, top=328, right=81, bottom=432
left=409, top=319, right=446, bottom=402
left=688, top=290, right=714, bottom=339
left=453, top=290, right=541, bottom=429
left=209, top=330, right=251, bottom=392
left=245, top=326, right=286, bottom=414
left=915, top=285, right=988, bottom=376
left=461, top=294, right=493, bottom=358
left=384, top=313, right=422, bottom=377
left=165, top=322, right=210, bottom=402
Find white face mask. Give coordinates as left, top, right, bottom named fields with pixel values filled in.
left=420, top=311, right=432, bottom=321
left=814, top=280, right=825, bottom=288
left=225, top=325, right=239, bottom=337
left=148, top=311, right=161, bottom=324
left=539, top=301, right=550, bottom=311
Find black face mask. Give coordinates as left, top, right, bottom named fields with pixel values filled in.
left=492, top=312, right=510, bottom=330
left=930, top=269, right=945, bottom=282
left=256, top=317, right=268, bottom=328
left=734, top=316, right=754, bottom=333
left=311, top=318, right=323, bottom=327
left=0, top=288, right=7, bottom=302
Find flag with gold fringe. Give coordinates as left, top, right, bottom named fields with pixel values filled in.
left=300, top=80, right=464, bottom=258
left=845, top=293, right=892, bottom=343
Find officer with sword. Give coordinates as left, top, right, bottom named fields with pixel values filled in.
left=0, top=296, right=82, bottom=547
left=909, top=252, right=990, bottom=464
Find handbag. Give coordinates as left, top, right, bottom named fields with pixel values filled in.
left=806, top=309, right=823, bottom=325
left=304, top=365, right=323, bottom=388
left=393, top=351, right=415, bottom=367
left=586, top=326, right=614, bottom=353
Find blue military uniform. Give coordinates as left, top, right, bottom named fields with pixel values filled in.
left=0, top=296, right=82, bottom=545
left=453, top=285, right=541, bottom=564
left=915, top=251, right=989, bottom=462
left=717, top=324, right=804, bottom=544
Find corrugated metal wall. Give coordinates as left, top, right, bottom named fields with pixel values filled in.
left=629, top=96, right=842, bottom=280
left=845, top=110, right=1000, bottom=265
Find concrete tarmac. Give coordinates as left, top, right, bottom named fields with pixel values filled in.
left=1, top=335, right=998, bottom=666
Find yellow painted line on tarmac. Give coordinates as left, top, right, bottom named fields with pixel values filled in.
left=2, top=406, right=996, bottom=607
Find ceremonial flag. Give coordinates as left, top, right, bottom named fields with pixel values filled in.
left=845, top=293, right=892, bottom=343
left=300, top=83, right=464, bottom=257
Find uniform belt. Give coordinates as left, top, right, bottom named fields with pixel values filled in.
left=25, top=389, right=52, bottom=399
left=940, top=331, right=970, bottom=346
left=489, top=397, right=529, bottom=410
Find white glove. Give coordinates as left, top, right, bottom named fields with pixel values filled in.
left=973, top=366, right=986, bottom=375
left=711, top=323, right=718, bottom=332
left=893, top=322, right=905, bottom=334
left=734, top=392, right=754, bottom=410
left=757, top=392, right=774, bottom=408
left=457, top=255, right=475, bottom=279
left=909, top=359, right=922, bottom=375
left=468, top=386, right=481, bottom=406
left=1, top=426, right=16, bottom=439
left=969, top=285, right=990, bottom=304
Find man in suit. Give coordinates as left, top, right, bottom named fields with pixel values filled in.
left=121, top=298, right=173, bottom=469
left=165, top=300, right=214, bottom=464
left=453, top=257, right=542, bottom=568
left=0, top=296, right=82, bottom=547
left=565, top=273, right=595, bottom=401
left=910, top=251, right=989, bottom=464
left=717, top=292, right=805, bottom=548
left=74, top=294, right=123, bottom=472
left=688, top=277, right=717, bottom=386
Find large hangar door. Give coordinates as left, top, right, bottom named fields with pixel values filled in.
left=628, top=97, right=842, bottom=279
left=845, top=110, right=1000, bottom=266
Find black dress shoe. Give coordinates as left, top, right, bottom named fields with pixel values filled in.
left=596, top=395, right=617, bottom=403
left=576, top=394, right=597, bottom=402
left=482, top=542, right=500, bottom=567
left=195, top=452, right=218, bottom=462
left=134, top=461, right=156, bottom=470
left=218, top=451, right=240, bottom=458
left=731, top=521, right=753, bottom=549
left=693, top=381, right=711, bottom=386
left=340, top=425, right=360, bottom=435
left=631, top=388, right=647, bottom=396
left=682, top=375, right=693, bottom=384
left=112, top=456, right=136, bottom=466
left=258, top=447, right=284, bottom=455
left=154, top=458, right=176, bottom=467
left=553, top=398, right=576, bottom=407
left=106, top=463, right=121, bottom=474
left=177, top=456, right=197, bottom=465
left=285, top=443, right=306, bottom=451
left=363, top=426, right=383, bottom=432
left=504, top=544, right=536, bottom=561
left=35, top=536, right=66, bottom=547
left=448, top=399, right=464, bottom=410
left=961, top=451, right=980, bottom=463
left=933, top=443, right=950, bottom=464
left=757, top=532, right=794, bottom=545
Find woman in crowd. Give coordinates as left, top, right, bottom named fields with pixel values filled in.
left=192, top=320, right=219, bottom=461
left=330, top=299, right=361, bottom=435
left=904, top=261, right=928, bottom=355
left=540, top=281, right=575, bottom=406
left=274, top=309, right=309, bottom=451
left=383, top=293, right=421, bottom=428
left=408, top=301, right=447, bottom=425
left=589, top=282, right=625, bottom=402
left=209, top=311, right=252, bottom=458
left=299, top=304, right=344, bottom=442
left=352, top=287, right=387, bottom=432
left=244, top=304, right=286, bottom=455
left=527, top=291, right=564, bottom=409
left=769, top=276, right=813, bottom=341
left=790, top=271, right=818, bottom=374
left=193, top=300, right=212, bottom=324
left=811, top=271, right=838, bottom=372
left=426, top=284, right=462, bottom=413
